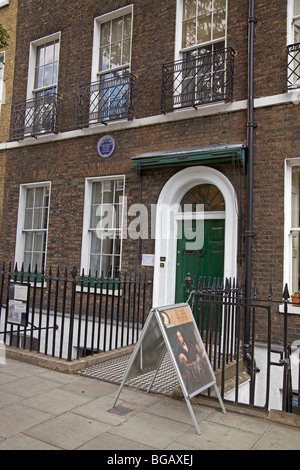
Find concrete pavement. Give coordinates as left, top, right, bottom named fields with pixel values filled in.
left=0, top=357, right=300, bottom=451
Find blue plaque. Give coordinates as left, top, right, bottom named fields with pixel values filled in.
left=97, top=135, right=116, bottom=159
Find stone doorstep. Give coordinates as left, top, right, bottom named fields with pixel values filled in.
left=4, top=344, right=135, bottom=374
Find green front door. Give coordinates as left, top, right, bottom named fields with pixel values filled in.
left=175, top=218, right=225, bottom=303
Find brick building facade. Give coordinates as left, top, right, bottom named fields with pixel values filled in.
left=0, top=0, right=300, bottom=337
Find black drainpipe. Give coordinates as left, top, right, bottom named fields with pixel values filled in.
left=244, top=0, right=258, bottom=399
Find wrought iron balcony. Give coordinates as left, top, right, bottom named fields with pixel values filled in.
left=12, top=92, right=61, bottom=140
left=77, top=71, right=136, bottom=128
left=161, top=48, right=235, bottom=114
left=287, top=42, right=300, bottom=90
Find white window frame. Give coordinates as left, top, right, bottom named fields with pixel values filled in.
left=174, top=0, right=228, bottom=62
left=0, top=1, right=10, bottom=8
left=287, top=0, right=300, bottom=45
left=283, top=158, right=300, bottom=313
left=15, top=181, right=51, bottom=272
left=27, top=32, right=61, bottom=101
left=80, top=175, right=125, bottom=278
left=91, top=5, right=133, bottom=84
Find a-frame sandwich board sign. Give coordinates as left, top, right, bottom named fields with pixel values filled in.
left=112, top=303, right=226, bottom=435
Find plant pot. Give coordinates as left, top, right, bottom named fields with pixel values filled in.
left=291, top=295, right=300, bottom=304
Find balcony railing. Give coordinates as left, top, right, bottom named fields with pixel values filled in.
left=287, top=42, right=300, bottom=90
left=161, top=48, right=235, bottom=114
left=11, top=92, right=61, bottom=140
left=77, top=71, right=136, bottom=128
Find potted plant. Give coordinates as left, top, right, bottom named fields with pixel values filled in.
left=291, top=292, right=300, bottom=304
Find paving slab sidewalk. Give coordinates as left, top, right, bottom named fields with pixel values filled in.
left=0, top=357, right=300, bottom=451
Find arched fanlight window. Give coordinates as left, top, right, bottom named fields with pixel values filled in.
left=181, top=184, right=225, bottom=211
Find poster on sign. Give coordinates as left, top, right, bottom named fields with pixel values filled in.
left=7, top=282, right=30, bottom=327
left=157, top=303, right=216, bottom=398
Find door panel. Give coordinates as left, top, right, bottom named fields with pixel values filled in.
left=176, top=219, right=225, bottom=303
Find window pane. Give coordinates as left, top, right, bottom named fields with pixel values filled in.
left=184, top=0, right=197, bottom=19
left=295, top=19, right=300, bottom=43
left=111, top=18, right=123, bottom=43
left=43, top=64, right=53, bottom=87
left=198, top=0, right=212, bottom=15
left=102, top=237, right=113, bottom=255
left=90, top=204, right=99, bottom=229
left=124, top=14, right=132, bottom=38
left=33, top=208, right=42, bottom=229
left=45, top=43, right=54, bottom=65
left=35, top=187, right=44, bottom=207
left=52, top=63, right=58, bottom=85
left=24, top=232, right=33, bottom=251
left=295, top=0, right=300, bottom=16
left=100, top=46, right=110, bottom=71
left=54, top=41, right=60, bottom=62
left=183, top=18, right=197, bottom=47
left=24, top=208, right=33, bottom=229
left=213, top=9, right=226, bottom=39
left=292, top=231, right=300, bottom=293
left=292, top=167, right=300, bottom=227
left=102, top=255, right=112, bottom=276
left=101, top=22, right=111, bottom=46
left=197, top=14, right=212, bottom=43
left=26, top=188, right=34, bottom=208
left=23, top=253, right=32, bottom=272
left=32, top=252, right=42, bottom=271
left=102, top=181, right=114, bottom=203
left=110, top=43, right=122, bottom=68
left=122, top=39, right=131, bottom=65
left=214, top=0, right=226, bottom=10
left=92, top=182, right=102, bottom=204
left=35, top=67, right=44, bottom=89
left=34, top=232, right=44, bottom=251
left=36, top=45, right=44, bottom=67
left=90, top=254, right=100, bottom=276
left=91, top=231, right=101, bottom=253
left=114, top=235, right=121, bottom=255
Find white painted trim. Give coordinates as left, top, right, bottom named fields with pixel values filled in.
left=152, top=166, right=238, bottom=308
left=80, top=175, right=126, bottom=275
left=284, top=157, right=300, bottom=303
left=15, top=181, right=51, bottom=270
left=91, top=5, right=133, bottom=83
left=0, top=99, right=248, bottom=150
left=0, top=0, right=9, bottom=8
left=26, top=32, right=61, bottom=101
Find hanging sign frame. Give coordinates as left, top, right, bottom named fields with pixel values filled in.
left=112, top=302, right=226, bottom=435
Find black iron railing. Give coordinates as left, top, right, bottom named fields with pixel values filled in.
left=185, top=274, right=300, bottom=414
left=11, top=92, right=61, bottom=140
left=77, top=71, right=136, bottom=128
left=287, top=43, right=300, bottom=90
left=0, top=263, right=151, bottom=361
left=161, top=48, right=235, bottom=114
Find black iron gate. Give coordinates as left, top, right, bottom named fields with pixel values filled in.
left=184, top=273, right=300, bottom=414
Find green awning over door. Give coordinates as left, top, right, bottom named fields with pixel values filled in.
left=132, top=143, right=246, bottom=172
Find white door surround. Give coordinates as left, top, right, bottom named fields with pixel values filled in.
left=152, top=166, right=238, bottom=307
